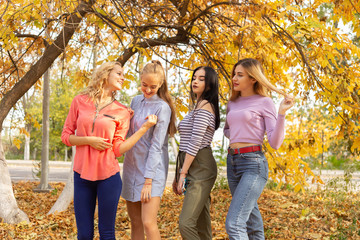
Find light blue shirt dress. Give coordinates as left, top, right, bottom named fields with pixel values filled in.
left=121, top=94, right=171, bottom=202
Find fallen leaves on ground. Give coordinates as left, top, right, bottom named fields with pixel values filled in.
left=0, top=182, right=359, bottom=239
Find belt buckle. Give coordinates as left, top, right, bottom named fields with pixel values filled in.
left=229, top=148, right=235, bottom=155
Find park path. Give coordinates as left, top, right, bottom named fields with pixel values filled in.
left=6, top=160, right=360, bottom=191
left=7, top=160, right=176, bottom=186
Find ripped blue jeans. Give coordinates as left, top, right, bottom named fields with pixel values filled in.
left=225, top=151, right=268, bottom=240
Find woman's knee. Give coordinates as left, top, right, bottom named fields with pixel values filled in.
left=129, top=214, right=143, bottom=227
left=179, top=217, right=193, bottom=234
left=127, top=201, right=142, bottom=227
left=225, top=216, right=234, bottom=233
left=142, top=218, right=158, bottom=232
left=225, top=213, right=247, bottom=237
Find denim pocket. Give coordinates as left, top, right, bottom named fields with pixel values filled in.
left=231, top=154, right=260, bottom=178
left=240, top=152, right=260, bottom=161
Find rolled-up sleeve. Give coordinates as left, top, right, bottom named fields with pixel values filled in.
left=144, top=104, right=171, bottom=179
left=113, top=112, right=131, bottom=158
left=61, top=97, right=78, bottom=146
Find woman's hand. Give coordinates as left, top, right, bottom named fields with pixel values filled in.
left=141, top=180, right=152, bottom=203
left=87, top=136, right=112, bottom=151
left=279, top=95, right=295, bottom=115
left=127, top=107, right=134, bottom=119
left=172, top=178, right=180, bottom=195
left=141, top=114, right=157, bottom=129
left=177, top=173, right=186, bottom=195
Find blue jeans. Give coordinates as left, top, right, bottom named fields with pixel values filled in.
left=74, top=172, right=122, bottom=240
left=225, top=151, right=268, bottom=240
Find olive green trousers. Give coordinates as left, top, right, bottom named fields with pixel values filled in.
left=177, top=147, right=217, bottom=240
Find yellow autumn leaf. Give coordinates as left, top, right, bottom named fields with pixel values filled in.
left=13, top=138, right=22, bottom=149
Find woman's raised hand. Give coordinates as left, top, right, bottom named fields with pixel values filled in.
left=142, top=114, right=157, bottom=129
left=127, top=107, right=134, bottom=119
left=279, top=95, right=295, bottom=115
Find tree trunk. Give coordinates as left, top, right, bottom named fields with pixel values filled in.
left=0, top=0, right=95, bottom=129
left=34, top=69, right=51, bottom=192
left=64, top=147, right=68, bottom=162
left=22, top=93, right=32, bottom=162
left=33, top=147, right=37, bottom=160
left=170, top=137, right=178, bottom=162
left=24, top=122, right=32, bottom=161
left=54, top=148, right=58, bottom=161
left=0, top=134, right=29, bottom=224
left=24, top=134, right=30, bottom=161
left=47, top=146, right=75, bottom=215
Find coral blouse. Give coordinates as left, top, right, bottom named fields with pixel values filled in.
left=61, top=95, right=130, bottom=181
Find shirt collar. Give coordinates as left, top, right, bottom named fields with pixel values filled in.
left=142, top=94, right=160, bottom=102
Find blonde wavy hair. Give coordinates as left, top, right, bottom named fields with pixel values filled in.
left=141, top=60, right=177, bottom=137
left=230, top=58, right=286, bottom=101
left=80, top=61, right=122, bottom=103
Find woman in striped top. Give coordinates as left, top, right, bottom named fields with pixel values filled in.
left=173, top=66, right=220, bottom=240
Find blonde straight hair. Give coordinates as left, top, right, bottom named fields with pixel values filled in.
left=141, top=60, right=177, bottom=137
left=80, top=61, right=122, bottom=103
left=230, top=58, right=286, bottom=101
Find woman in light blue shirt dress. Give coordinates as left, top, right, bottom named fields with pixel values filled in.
left=122, top=60, right=176, bottom=240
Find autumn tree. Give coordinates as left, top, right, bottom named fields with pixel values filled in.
left=1, top=0, right=359, bottom=223
left=0, top=0, right=96, bottom=223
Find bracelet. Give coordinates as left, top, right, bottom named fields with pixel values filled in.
left=180, top=168, right=188, bottom=175
left=144, top=183, right=152, bottom=185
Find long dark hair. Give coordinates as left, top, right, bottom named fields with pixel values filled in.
left=190, top=66, right=220, bottom=130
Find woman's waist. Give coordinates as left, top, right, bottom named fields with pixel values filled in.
left=177, top=146, right=215, bottom=167
left=229, top=142, right=260, bottom=149
left=228, top=143, right=263, bottom=156
left=73, top=154, right=120, bottom=181
left=178, top=145, right=211, bottom=154
left=179, top=142, right=212, bottom=151
left=74, top=146, right=116, bottom=160
left=229, top=136, right=263, bottom=147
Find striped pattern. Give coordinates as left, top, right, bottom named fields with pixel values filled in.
left=178, top=109, right=216, bottom=156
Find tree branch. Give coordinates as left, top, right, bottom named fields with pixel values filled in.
left=0, top=0, right=95, bottom=130
left=263, top=15, right=349, bottom=124
left=117, top=33, right=190, bottom=66
left=0, top=0, right=10, bottom=20
left=349, top=0, right=360, bottom=15
left=6, top=51, right=19, bottom=80
left=186, top=1, right=254, bottom=32
left=15, top=33, right=49, bottom=47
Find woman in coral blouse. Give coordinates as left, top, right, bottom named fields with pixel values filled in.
left=61, top=61, right=157, bottom=240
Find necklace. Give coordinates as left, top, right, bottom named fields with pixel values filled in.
left=91, top=98, right=115, bottom=133
left=95, top=97, right=115, bottom=110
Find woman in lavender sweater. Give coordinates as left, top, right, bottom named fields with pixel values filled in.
left=224, top=58, right=294, bottom=239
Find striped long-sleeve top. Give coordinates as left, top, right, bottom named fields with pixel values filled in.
left=178, top=109, right=216, bottom=156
